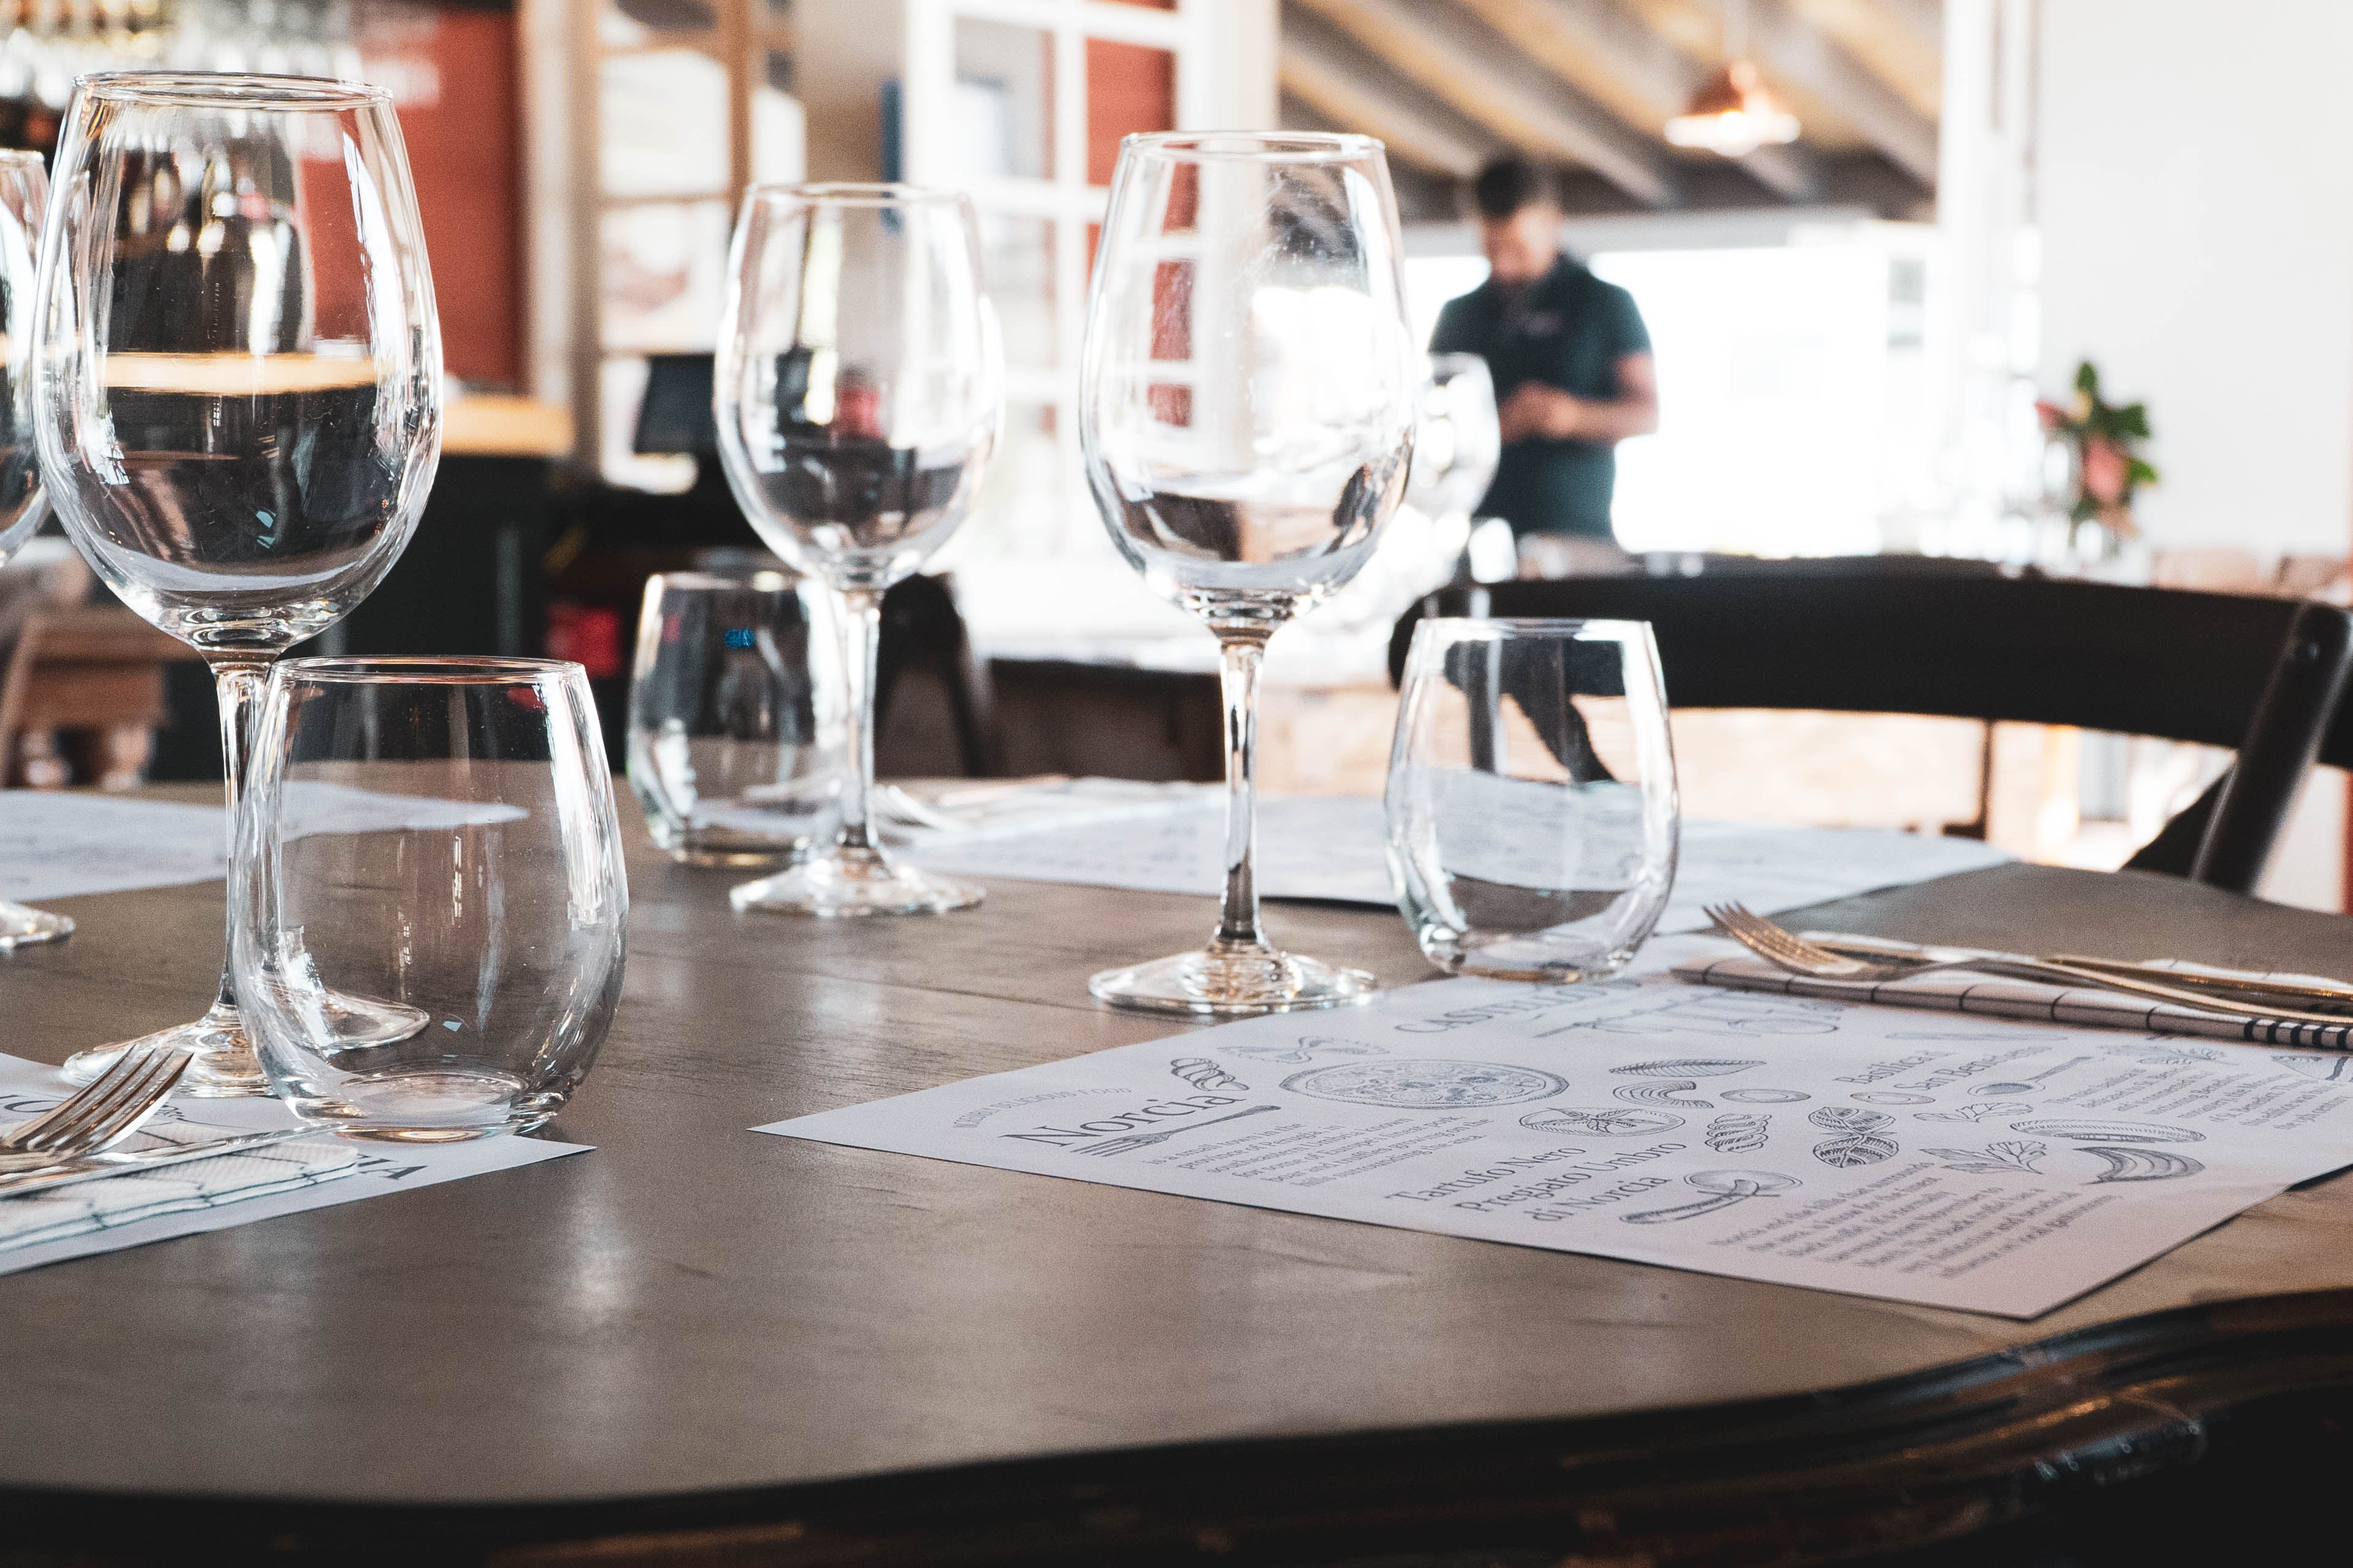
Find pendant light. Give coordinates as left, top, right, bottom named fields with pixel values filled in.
left=1664, top=0, right=1800, bottom=158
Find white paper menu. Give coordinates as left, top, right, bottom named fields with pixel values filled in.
left=758, top=939, right=2353, bottom=1318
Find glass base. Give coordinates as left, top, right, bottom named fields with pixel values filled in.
left=731, top=847, right=983, bottom=917
left=0, top=900, right=72, bottom=951
left=1089, top=943, right=1381, bottom=1017
left=62, top=991, right=431, bottom=1098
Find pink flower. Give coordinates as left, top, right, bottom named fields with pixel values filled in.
left=2035, top=400, right=2067, bottom=431
left=2082, top=437, right=2128, bottom=505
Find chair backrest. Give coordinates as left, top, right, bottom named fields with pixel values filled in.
left=877, top=575, right=1000, bottom=779
left=1388, top=575, right=2353, bottom=895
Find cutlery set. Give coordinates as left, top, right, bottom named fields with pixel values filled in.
left=1705, top=903, right=2353, bottom=1029
left=0, top=1047, right=319, bottom=1199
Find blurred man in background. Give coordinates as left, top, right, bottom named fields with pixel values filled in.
left=1432, top=158, right=1658, bottom=548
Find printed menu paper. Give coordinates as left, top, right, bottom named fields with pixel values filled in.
left=0, top=1055, right=588, bottom=1275
left=903, top=794, right=2013, bottom=930
left=758, top=941, right=2353, bottom=1317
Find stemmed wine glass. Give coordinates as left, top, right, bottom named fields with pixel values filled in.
left=0, top=151, right=72, bottom=952
left=715, top=183, right=1000, bottom=917
left=1081, top=132, right=1417, bottom=1015
left=33, top=74, right=442, bottom=1092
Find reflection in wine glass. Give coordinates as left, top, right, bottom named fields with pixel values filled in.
left=715, top=183, right=1000, bottom=917
left=1081, top=132, right=1417, bottom=1015
left=0, top=151, right=72, bottom=952
left=34, top=74, right=441, bottom=1093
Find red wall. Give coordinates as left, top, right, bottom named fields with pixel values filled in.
left=368, top=7, right=524, bottom=389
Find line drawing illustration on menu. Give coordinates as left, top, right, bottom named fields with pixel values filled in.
left=1924, top=1140, right=2048, bottom=1175
left=1721, top=1087, right=1809, bottom=1103
left=1169, top=1058, right=1247, bottom=1093
left=1809, top=1105, right=1897, bottom=1167
left=2278, top=1056, right=2353, bottom=1082
left=1609, top=1059, right=1764, bottom=1078
left=1916, top=1101, right=2032, bottom=1123
left=1281, top=1061, right=1567, bottom=1109
left=2102, top=1042, right=2224, bottom=1066
left=1622, top=1169, right=1799, bottom=1223
left=2009, top=1119, right=2204, bottom=1143
left=2078, top=1145, right=2203, bottom=1182
left=1974, top=1057, right=2094, bottom=1096
left=1548, top=992, right=1843, bottom=1039
left=1703, top=1113, right=1770, bottom=1153
left=1890, top=1030, right=2063, bottom=1041
left=1851, top=1092, right=1933, bottom=1105
left=1613, top=1080, right=1713, bottom=1109
left=1078, top=1105, right=1279, bottom=1157
left=1522, top=1107, right=1683, bottom=1136
left=1229, top=1037, right=1387, bottom=1066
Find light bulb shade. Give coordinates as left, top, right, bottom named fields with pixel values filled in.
left=1664, top=60, right=1800, bottom=158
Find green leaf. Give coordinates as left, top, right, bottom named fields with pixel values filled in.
left=2127, top=459, right=2159, bottom=485
left=2076, top=360, right=2100, bottom=394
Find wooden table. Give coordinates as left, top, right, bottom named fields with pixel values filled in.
left=6, top=801, right=2353, bottom=1564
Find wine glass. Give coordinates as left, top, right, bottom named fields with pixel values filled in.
left=1081, top=132, right=1416, bottom=1015
left=33, top=74, right=442, bottom=1093
left=0, top=151, right=72, bottom=952
left=713, top=183, right=999, bottom=917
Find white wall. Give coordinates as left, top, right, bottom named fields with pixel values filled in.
left=2038, top=0, right=2353, bottom=559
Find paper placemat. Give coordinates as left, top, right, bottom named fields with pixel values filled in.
left=0, top=1055, right=589, bottom=1274
left=0, top=784, right=532, bottom=903
left=758, top=937, right=2353, bottom=1318
left=902, top=790, right=2013, bottom=929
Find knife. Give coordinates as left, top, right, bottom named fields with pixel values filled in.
left=0, top=1127, right=321, bottom=1198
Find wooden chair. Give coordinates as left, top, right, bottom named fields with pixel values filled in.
left=1388, top=575, right=2353, bottom=896
left=0, top=606, right=194, bottom=789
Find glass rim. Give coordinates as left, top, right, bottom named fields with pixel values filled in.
left=741, top=180, right=968, bottom=209
left=274, top=656, right=583, bottom=686
left=1418, top=616, right=1653, bottom=639
left=76, top=71, right=391, bottom=110
left=648, top=570, right=798, bottom=592
left=1119, top=131, right=1388, bottom=164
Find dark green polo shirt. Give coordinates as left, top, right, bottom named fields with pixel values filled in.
left=1430, top=254, right=1651, bottom=540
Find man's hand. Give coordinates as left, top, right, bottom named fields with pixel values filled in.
left=1497, top=354, right=1661, bottom=445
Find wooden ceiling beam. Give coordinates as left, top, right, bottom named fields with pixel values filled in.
left=1456, top=0, right=1822, bottom=201
left=1750, top=0, right=1940, bottom=183
left=1280, top=4, right=1504, bottom=178
left=1289, top=0, right=1681, bottom=207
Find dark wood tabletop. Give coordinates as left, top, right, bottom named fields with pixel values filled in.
left=7, top=792, right=2353, bottom=1565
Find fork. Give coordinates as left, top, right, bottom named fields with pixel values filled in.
left=0, top=1048, right=192, bottom=1174
left=1077, top=1104, right=1279, bottom=1157
left=1703, top=903, right=2353, bottom=1027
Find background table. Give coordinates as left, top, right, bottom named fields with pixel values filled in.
left=6, top=796, right=2353, bottom=1564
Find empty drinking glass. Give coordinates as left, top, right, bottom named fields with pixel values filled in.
left=627, top=570, right=842, bottom=864
left=1388, top=619, right=1678, bottom=981
left=1080, top=132, right=1417, bottom=1014
left=714, top=183, right=1000, bottom=916
left=0, top=150, right=69, bottom=952
left=35, top=75, right=441, bottom=1092
left=232, top=659, right=628, bottom=1141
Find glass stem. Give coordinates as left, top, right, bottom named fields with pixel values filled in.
left=207, top=656, right=271, bottom=1012
left=1211, top=632, right=1271, bottom=952
left=834, top=585, right=883, bottom=857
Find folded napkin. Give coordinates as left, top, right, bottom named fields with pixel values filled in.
left=1675, top=953, right=2353, bottom=1050
left=0, top=1124, right=360, bottom=1253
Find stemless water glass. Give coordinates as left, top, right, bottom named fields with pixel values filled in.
left=626, top=569, right=842, bottom=864
left=1388, top=619, right=1678, bottom=981
left=1081, top=132, right=1417, bottom=1014
left=0, top=150, right=69, bottom=952
left=714, top=183, right=999, bottom=916
left=33, top=75, right=441, bottom=1092
left=233, top=659, right=627, bottom=1140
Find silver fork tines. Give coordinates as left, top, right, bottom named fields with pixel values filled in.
left=1706, top=903, right=1897, bottom=979
left=1, top=1048, right=192, bottom=1167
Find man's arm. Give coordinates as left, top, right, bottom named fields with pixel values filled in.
left=1497, top=352, right=1659, bottom=443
